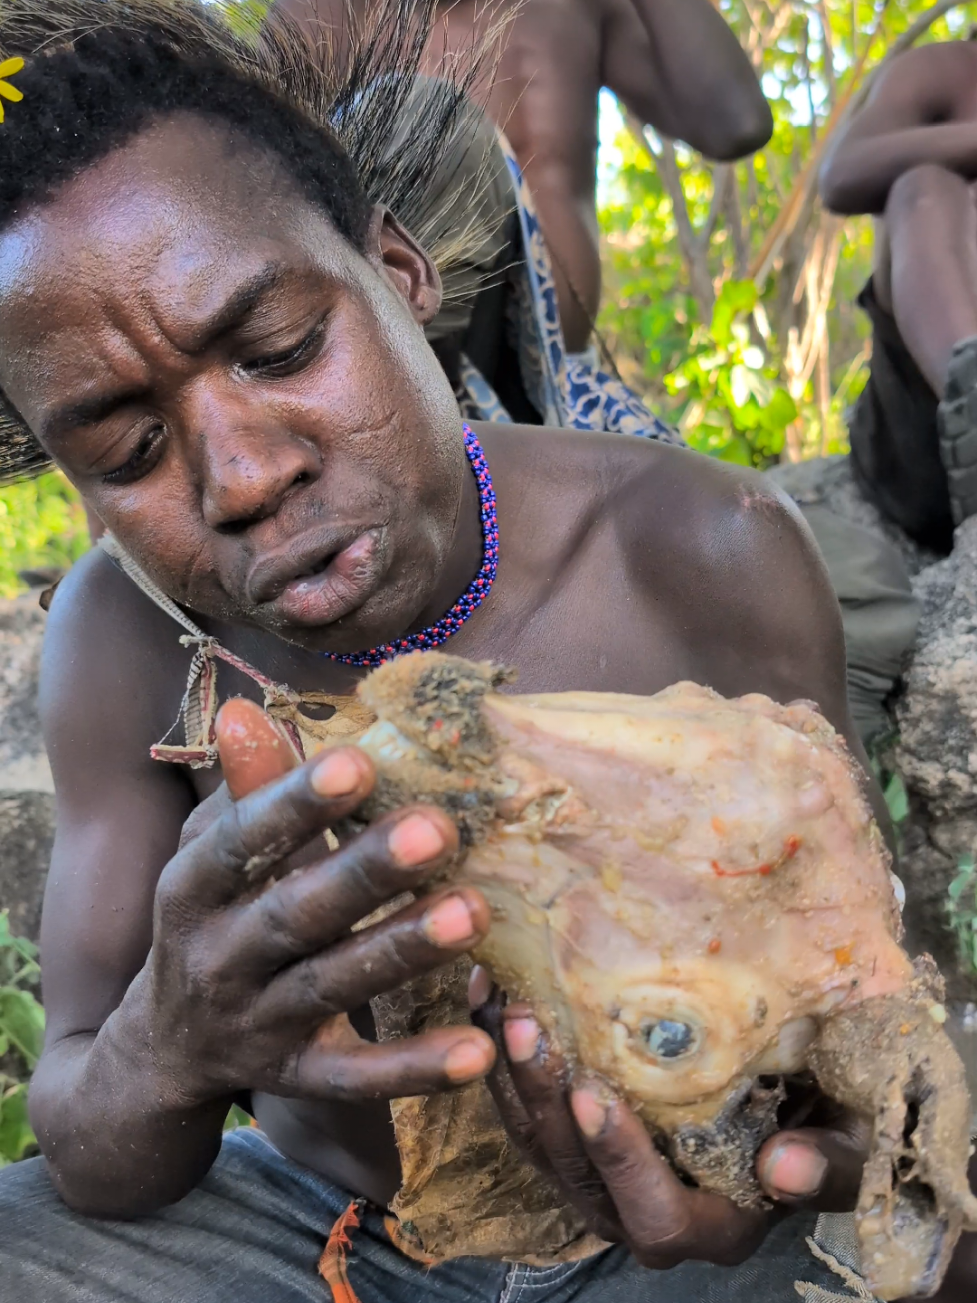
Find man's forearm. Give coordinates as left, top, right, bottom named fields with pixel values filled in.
left=30, top=977, right=230, bottom=1218
left=822, top=124, right=977, bottom=214
left=623, top=0, right=771, bottom=158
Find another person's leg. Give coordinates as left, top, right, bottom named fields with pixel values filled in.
left=882, top=164, right=977, bottom=528
left=881, top=163, right=977, bottom=398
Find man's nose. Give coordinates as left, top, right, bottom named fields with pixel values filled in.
left=194, top=405, right=322, bottom=532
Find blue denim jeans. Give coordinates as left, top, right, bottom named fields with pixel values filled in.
left=0, top=1128, right=872, bottom=1302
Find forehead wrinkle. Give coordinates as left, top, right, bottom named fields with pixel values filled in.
left=142, top=258, right=292, bottom=357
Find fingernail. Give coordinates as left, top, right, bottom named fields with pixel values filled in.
left=389, top=813, right=446, bottom=867
left=444, top=1038, right=492, bottom=1083
left=311, top=749, right=363, bottom=798
left=571, top=1089, right=607, bottom=1139
left=423, top=894, right=475, bottom=946
left=503, top=1016, right=540, bottom=1064
left=762, top=1142, right=828, bottom=1198
left=468, top=964, right=492, bottom=1010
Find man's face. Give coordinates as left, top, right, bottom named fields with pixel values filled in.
left=0, top=114, right=464, bottom=654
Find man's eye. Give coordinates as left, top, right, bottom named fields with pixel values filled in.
left=244, top=323, right=324, bottom=377
left=101, top=426, right=165, bottom=486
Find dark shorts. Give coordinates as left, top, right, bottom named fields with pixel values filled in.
left=848, top=279, right=952, bottom=553
left=0, top=1128, right=876, bottom=1303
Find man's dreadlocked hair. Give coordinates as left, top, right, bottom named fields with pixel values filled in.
left=0, top=0, right=501, bottom=481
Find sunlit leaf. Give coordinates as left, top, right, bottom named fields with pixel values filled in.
left=0, top=989, right=45, bottom=1069
left=0, top=1084, right=36, bottom=1166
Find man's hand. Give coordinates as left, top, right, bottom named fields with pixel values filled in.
left=140, top=699, right=497, bottom=1109
left=470, top=971, right=868, bottom=1270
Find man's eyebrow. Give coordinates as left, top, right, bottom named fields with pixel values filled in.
left=41, top=386, right=149, bottom=443
left=39, top=262, right=291, bottom=441
left=181, top=261, right=290, bottom=354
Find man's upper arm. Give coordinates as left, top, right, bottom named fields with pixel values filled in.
left=38, top=551, right=195, bottom=1045
left=623, top=458, right=893, bottom=844
left=696, top=474, right=895, bottom=844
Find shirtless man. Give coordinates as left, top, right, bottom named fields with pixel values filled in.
left=0, top=7, right=969, bottom=1303
left=279, top=0, right=772, bottom=351
left=820, top=39, right=977, bottom=553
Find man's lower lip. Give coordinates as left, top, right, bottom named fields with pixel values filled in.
left=273, top=530, right=383, bottom=626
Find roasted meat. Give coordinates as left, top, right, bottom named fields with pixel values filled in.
left=333, top=652, right=977, bottom=1296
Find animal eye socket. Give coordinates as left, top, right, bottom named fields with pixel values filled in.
left=640, top=1018, right=699, bottom=1059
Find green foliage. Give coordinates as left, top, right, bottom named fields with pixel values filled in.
left=216, top=0, right=271, bottom=42
left=0, top=472, right=89, bottom=599
left=0, top=912, right=43, bottom=1166
left=883, top=771, right=909, bottom=826
left=948, top=854, right=977, bottom=977
left=597, top=0, right=977, bottom=463
left=666, top=280, right=796, bottom=467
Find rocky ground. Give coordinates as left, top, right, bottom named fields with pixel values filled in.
left=0, top=588, right=52, bottom=945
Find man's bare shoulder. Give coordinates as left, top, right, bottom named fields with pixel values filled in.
left=586, top=433, right=814, bottom=588
left=41, top=544, right=194, bottom=783
left=492, top=423, right=814, bottom=598
left=500, top=426, right=846, bottom=706
left=498, top=423, right=793, bottom=545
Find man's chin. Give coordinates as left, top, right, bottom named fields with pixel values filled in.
left=254, top=596, right=425, bottom=661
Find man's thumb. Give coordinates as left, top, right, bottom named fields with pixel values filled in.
left=216, top=697, right=300, bottom=800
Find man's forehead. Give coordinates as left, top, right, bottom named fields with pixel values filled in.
left=0, top=120, right=358, bottom=364
left=0, top=115, right=347, bottom=296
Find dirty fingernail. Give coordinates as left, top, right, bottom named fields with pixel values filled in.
left=311, top=749, right=363, bottom=798
left=762, top=1142, right=828, bottom=1198
left=423, top=894, right=475, bottom=946
left=389, top=813, right=446, bottom=867
left=444, top=1038, right=492, bottom=1083
left=571, top=1089, right=607, bottom=1140
left=503, top=1016, right=540, bottom=1064
left=468, top=964, right=493, bottom=1010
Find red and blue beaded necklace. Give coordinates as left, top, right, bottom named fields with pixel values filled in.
left=323, top=425, right=499, bottom=668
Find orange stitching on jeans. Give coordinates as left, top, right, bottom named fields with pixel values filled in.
left=319, top=1200, right=365, bottom=1303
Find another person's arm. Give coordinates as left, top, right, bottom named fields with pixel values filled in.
left=601, top=0, right=772, bottom=160
left=821, top=44, right=977, bottom=214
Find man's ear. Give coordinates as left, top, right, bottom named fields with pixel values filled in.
left=365, top=205, right=443, bottom=326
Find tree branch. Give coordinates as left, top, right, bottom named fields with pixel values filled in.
left=625, top=116, right=717, bottom=318
left=816, top=0, right=837, bottom=108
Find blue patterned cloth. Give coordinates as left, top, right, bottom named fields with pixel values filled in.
left=456, top=136, right=682, bottom=446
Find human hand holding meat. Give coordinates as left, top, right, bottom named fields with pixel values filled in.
left=154, top=700, right=498, bottom=1110
left=319, top=652, right=975, bottom=1299
left=466, top=979, right=870, bottom=1272
left=212, top=692, right=891, bottom=1278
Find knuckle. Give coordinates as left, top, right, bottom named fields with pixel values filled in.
left=377, top=925, right=434, bottom=982
left=338, top=826, right=417, bottom=903
left=153, top=870, right=195, bottom=932
left=255, top=884, right=304, bottom=956
left=624, top=1196, right=694, bottom=1256
left=213, top=801, right=247, bottom=860
left=296, top=956, right=345, bottom=1018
